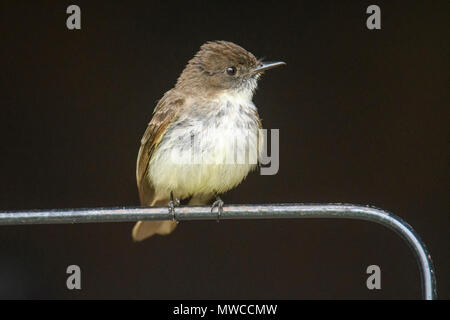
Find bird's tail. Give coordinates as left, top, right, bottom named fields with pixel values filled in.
left=132, top=220, right=178, bottom=241
left=132, top=198, right=178, bottom=241
left=132, top=194, right=213, bottom=241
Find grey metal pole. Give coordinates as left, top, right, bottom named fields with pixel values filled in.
left=0, top=203, right=437, bottom=300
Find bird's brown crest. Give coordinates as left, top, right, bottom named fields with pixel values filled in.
left=194, top=41, right=259, bottom=73
left=176, top=41, right=260, bottom=92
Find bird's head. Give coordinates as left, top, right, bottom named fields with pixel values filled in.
left=176, top=41, right=285, bottom=96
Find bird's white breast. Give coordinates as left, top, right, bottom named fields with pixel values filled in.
left=148, top=90, right=262, bottom=199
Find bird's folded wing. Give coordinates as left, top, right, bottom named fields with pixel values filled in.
left=136, top=90, right=185, bottom=205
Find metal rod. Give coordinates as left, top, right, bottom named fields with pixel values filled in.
left=0, top=203, right=437, bottom=300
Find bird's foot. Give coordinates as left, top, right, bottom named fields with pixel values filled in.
left=211, top=196, right=224, bottom=223
left=168, top=191, right=180, bottom=222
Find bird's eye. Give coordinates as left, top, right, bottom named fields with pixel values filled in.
left=226, top=66, right=236, bottom=76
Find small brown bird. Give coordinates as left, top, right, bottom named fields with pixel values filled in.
left=133, top=41, right=285, bottom=241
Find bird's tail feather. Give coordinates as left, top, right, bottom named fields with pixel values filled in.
left=132, top=194, right=213, bottom=241
left=132, top=220, right=178, bottom=241
left=132, top=197, right=177, bottom=242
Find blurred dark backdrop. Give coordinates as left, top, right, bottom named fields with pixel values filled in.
left=0, top=0, right=448, bottom=299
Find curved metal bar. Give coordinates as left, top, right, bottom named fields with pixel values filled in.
left=0, top=203, right=437, bottom=299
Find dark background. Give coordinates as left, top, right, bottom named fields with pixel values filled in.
left=0, top=0, right=448, bottom=299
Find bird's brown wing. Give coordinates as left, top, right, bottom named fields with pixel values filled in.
left=136, top=90, right=185, bottom=205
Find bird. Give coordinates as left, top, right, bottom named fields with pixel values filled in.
left=133, top=41, right=285, bottom=241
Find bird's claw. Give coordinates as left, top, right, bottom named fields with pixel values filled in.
left=211, top=197, right=224, bottom=223
left=169, top=192, right=180, bottom=222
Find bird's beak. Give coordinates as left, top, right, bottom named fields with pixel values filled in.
left=252, top=61, right=286, bottom=74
